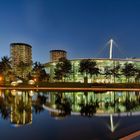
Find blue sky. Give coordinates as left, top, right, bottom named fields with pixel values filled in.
left=0, top=0, right=140, bottom=63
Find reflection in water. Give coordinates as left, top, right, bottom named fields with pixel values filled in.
left=0, top=90, right=140, bottom=140
left=0, top=90, right=48, bottom=126
left=45, top=91, right=140, bottom=116
left=0, top=90, right=140, bottom=126
left=11, top=90, right=32, bottom=126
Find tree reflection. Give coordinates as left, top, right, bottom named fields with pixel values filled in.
left=55, top=93, right=72, bottom=116
left=79, top=97, right=97, bottom=117
left=122, top=92, right=140, bottom=115
left=0, top=97, right=10, bottom=119
left=33, top=94, right=47, bottom=114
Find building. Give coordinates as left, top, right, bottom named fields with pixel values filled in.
left=10, top=43, right=32, bottom=67
left=46, top=58, right=140, bottom=83
left=45, top=39, right=140, bottom=83
left=50, top=50, right=67, bottom=62
left=10, top=43, right=32, bottom=78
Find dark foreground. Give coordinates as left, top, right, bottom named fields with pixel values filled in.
left=1, top=112, right=140, bottom=140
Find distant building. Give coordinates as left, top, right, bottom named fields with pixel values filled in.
left=50, top=50, right=67, bottom=62
left=10, top=43, right=32, bottom=78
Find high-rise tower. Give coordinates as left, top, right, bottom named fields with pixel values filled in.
left=50, top=50, right=67, bottom=62
left=10, top=43, right=32, bottom=77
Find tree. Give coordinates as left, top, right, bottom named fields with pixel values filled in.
left=54, top=58, right=72, bottom=81
left=104, top=66, right=112, bottom=82
left=122, top=63, right=137, bottom=83
left=88, top=61, right=100, bottom=82
left=33, top=94, right=47, bottom=114
left=79, top=59, right=99, bottom=83
left=32, top=62, right=49, bottom=82
left=1, top=56, right=12, bottom=83
left=16, top=61, right=31, bottom=80
left=110, top=64, right=121, bottom=83
left=135, top=68, right=140, bottom=83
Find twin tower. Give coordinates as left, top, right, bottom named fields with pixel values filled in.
left=10, top=38, right=114, bottom=68
left=10, top=43, right=67, bottom=68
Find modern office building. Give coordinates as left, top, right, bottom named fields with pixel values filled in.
left=50, top=50, right=67, bottom=62
left=45, top=58, right=140, bottom=83
left=45, top=39, right=140, bottom=83
left=10, top=43, right=32, bottom=78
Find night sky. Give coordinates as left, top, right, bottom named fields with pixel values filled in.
left=1, top=0, right=140, bottom=63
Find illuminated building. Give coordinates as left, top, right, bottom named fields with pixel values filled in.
left=10, top=43, right=32, bottom=77
left=50, top=50, right=67, bottom=62
left=45, top=39, right=140, bottom=83
left=45, top=58, right=140, bottom=83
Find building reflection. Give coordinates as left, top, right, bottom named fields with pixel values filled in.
left=44, top=91, right=140, bottom=115
left=10, top=90, right=32, bottom=126
left=0, top=90, right=140, bottom=125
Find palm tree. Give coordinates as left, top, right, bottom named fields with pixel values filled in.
left=1, top=56, right=12, bottom=83
left=17, top=61, right=31, bottom=80
left=104, top=66, right=112, bottom=82
left=88, top=61, right=100, bottom=82
left=32, top=61, right=48, bottom=82
left=79, top=59, right=91, bottom=83
left=135, top=69, right=140, bottom=83
left=122, top=63, right=137, bottom=83
left=79, top=59, right=99, bottom=83
left=110, top=64, right=121, bottom=83
left=54, top=58, right=72, bottom=81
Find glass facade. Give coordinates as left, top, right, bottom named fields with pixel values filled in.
left=45, top=58, right=140, bottom=83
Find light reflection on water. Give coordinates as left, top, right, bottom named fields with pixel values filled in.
left=0, top=90, right=140, bottom=140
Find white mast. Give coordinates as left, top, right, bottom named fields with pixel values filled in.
left=109, top=38, right=113, bottom=59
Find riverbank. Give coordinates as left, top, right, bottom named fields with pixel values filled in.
left=0, top=82, right=140, bottom=91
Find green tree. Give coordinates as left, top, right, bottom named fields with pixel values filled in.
left=104, top=66, right=112, bottom=81
left=16, top=61, right=31, bottom=80
left=1, top=56, right=12, bottom=83
left=110, top=64, right=121, bottom=83
left=79, top=59, right=99, bottom=83
left=32, top=62, right=49, bottom=82
left=88, top=61, right=100, bottom=82
left=54, top=58, right=72, bottom=81
left=135, top=68, right=140, bottom=83
left=122, top=63, right=137, bottom=83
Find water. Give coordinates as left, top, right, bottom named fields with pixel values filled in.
left=0, top=90, right=140, bottom=140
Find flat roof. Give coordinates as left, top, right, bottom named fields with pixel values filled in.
left=50, top=50, right=67, bottom=53
left=44, top=57, right=140, bottom=65
left=10, top=43, right=32, bottom=48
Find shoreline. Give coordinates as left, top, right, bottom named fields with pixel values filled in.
left=1, top=86, right=140, bottom=91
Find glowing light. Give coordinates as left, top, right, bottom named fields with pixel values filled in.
left=11, top=90, right=17, bottom=96
left=11, top=81, right=18, bottom=86
left=17, top=91, right=22, bottom=96
left=29, top=90, right=34, bottom=96
left=28, top=80, right=35, bottom=85
left=0, top=76, right=2, bottom=81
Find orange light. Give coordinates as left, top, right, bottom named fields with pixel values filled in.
left=0, top=76, right=2, bottom=81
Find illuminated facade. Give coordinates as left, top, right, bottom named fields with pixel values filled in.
left=44, top=91, right=140, bottom=114
left=10, top=43, right=32, bottom=77
left=50, top=50, right=67, bottom=62
left=45, top=58, right=140, bottom=83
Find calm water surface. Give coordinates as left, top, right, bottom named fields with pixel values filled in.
left=0, top=90, right=140, bottom=140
